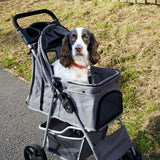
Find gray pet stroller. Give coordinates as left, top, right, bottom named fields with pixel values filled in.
left=13, top=9, right=142, bottom=160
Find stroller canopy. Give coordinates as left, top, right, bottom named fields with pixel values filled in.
left=26, top=23, right=69, bottom=114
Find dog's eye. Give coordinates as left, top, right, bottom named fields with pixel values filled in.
left=70, top=34, right=76, bottom=41
left=83, top=36, right=88, bottom=41
left=71, top=36, right=76, bottom=41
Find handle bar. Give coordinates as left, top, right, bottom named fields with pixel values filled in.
left=12, top=9, right=58, bottom=31
left=12, top=9, right=60, bottom=45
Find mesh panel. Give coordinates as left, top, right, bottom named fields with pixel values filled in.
left=47, top=134, right=84, bottom=160
left=96, top=91, right=123, bottom=129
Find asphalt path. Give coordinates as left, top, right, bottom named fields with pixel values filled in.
left=0, top=67, right=58, bottom=160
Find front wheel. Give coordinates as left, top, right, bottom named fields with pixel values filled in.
left=24, top=144, right=47, bottom=160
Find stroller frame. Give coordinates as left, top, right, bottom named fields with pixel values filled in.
left=13, top=9, right=141, bottom=160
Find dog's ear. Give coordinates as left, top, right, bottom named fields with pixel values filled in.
left=60, top=33, right=74, bottom=68
left=88, top=33, right=100, bottom=64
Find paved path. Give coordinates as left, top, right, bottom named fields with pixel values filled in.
left=0, top=67, right=57, bottom=160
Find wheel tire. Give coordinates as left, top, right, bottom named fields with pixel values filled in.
left=24, top=144, right=47, bottom=160
left=121, top=148, right=142, bottom=160
left=122, top=150, right=134, bottom=160
left=133, top=149, right=142, bottom=160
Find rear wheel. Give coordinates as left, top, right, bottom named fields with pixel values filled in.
left=24, top=144, right=47, bottom=160
left=121, top=148, right=142, bottom=160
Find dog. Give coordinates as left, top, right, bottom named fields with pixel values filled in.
left=52, top=27, right=100, bottom=84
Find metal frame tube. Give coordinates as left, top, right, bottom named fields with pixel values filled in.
left=42, top=92, right=56, bottom=150
left=118, top=117, right=136, bottom=156
left=73, top=112, right=99, bottom=160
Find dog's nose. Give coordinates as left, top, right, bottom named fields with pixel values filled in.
left=75, top=45, right=83, bottom=52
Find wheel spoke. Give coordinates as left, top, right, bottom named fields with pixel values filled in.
left=26, top=148, right=33, bottom=156
left=33, top=148, right=40, bottom=157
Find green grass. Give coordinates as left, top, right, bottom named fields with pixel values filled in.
left=126, top=24, right=135, bottom=32
left=1, top=57, right=18, bottom=68
left=0, top=0, right=160, bottom=159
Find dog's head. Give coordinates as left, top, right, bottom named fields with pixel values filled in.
left=59, top=28, right=100, bottom=68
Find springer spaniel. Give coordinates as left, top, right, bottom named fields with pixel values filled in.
left=52, top=27, right=100, bottom=84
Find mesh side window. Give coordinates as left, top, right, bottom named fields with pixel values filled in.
left=96, top=91, right=123, bottom=129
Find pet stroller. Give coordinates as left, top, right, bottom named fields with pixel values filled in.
left=12, top=9, right=142, bottom=160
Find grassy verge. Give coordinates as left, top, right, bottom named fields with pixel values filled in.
left=0, top=0, right=160, bottom=159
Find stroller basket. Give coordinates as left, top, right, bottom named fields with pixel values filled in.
left=39, top=118, right=107, bottom=160
left=52, top=67, right=123, bottom=131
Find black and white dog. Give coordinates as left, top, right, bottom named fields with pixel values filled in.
left=52, top=28, right=99, bottom=83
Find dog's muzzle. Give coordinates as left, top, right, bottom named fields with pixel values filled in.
left=75, top=44, right=83, bottom=54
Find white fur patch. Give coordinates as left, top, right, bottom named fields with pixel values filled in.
left=72, top=28, right=88, bottom=62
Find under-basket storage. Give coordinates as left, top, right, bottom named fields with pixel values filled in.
left=39, top=118, right=107, bottom=160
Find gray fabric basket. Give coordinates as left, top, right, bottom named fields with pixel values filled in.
left=39, top=118, right=107, bottom=160
left=26, top=24, right=123, bottom=131
left=94, top=125, right=132, bottom=160
left=52, top=67, right=122, bottom=131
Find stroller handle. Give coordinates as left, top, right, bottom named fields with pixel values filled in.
left=12, top=9, right=60, bottom=45
left=12, top=9, right=58, bottom=31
